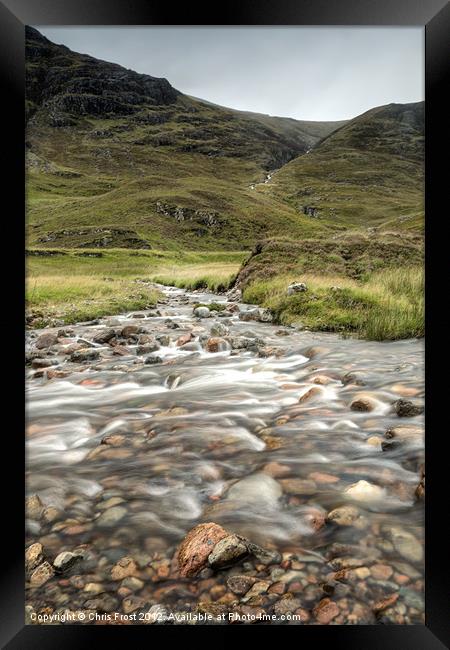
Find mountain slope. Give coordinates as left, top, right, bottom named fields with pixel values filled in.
left=25, top=27, right=423, bottom=251
left=260, top=102, right=424, bottom=230
left=25, top=27, right=346, bottom=250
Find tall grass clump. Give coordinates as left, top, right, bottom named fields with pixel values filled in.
left=242, top=266, right=424, bottom=341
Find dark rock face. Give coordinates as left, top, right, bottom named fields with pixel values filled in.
left=26, top=27, right=179, bottom=124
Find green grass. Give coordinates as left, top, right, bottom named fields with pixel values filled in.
left=242, top=266, right=424, bottom=340
left=26, top=248, right=246, bottom=326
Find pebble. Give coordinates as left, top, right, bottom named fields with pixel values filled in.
left=70, top=348, right=100, bottom=362
left=97, top=506, right=127, bottom=528
left=386, top=527, right=423, bottom=563
left=313, top=598, right=340, bottom=624
left=208, top=535, right=248, bottom=569
left=393, top=399, right=424, bottom=417
left=327, top=505, right=364, bottom=527
left=226, top=575, right=257, bottom=595
left=205, top=337, right=227, bottom=353
left=53, top=551, right=81, bottom=572
left=26, top=494, right=43, bottom=520
left=279, top=478, right=317, bottom=495
left=92, top=328, right=116, bottom=344
left=35, top=332, right=58, bottom=349
left=194, top=306, right=211, bottom=318
left=25, top=543, right=44, bottom=573
left=111, top=557, right=138, bottom=581
left=29, top=561, right=55, bottom=587
left=345, top=480, right=386, bottom=502
left=350, top=396, right=378, bottom=412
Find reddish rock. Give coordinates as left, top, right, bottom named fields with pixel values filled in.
left=178, top=522, right=228, bottom=578
left=299, top=387, right=322, bottom=403
left=370, top=564, right=394, bottom=580
left=176, top=333, right=193, bottom=347
left=205, top=337, right=226, bottom=353
left=262, top=462, right=291, bottom=478
left=308, top=472, right=339, bottom=484
left=313, top=598, right=340, bottom=624
left=111, top=557, right=138, bottom=581
left=373, top=593, right=399, bottom=613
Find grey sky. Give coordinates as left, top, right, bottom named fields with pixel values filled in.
left=36, top=26, right=424, bottom=122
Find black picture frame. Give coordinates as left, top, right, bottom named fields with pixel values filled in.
left=1, top=0, right=448, bottom=647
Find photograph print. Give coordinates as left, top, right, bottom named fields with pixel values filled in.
left=25, top=25, right=425, bottom=626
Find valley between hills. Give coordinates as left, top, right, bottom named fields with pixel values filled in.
left=26, top=27, right=424, bottom=339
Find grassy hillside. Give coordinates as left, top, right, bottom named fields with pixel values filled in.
left=259, top=102, right=424, bottom=230
left=236, top=234, right=424, bottom=340
left=26, top=27, right=345, bottom=250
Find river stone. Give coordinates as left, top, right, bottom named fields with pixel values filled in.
left=29, top=561, right=54, bottom=587
left=97, top=506, right=127, bottom=528
left=393, top=399, right=424, bottom=417
left=258, top=308, right=273, bottom=322
left=35, top=332, right=58, bottom=349
left=342, top=371, right=366, bottom=386
left=238, top=308, right=260, bottom=322
left=137, top=342, right=160, bottom=355
left=385, top=425, right=423, bottom=441
left=279, top=478, right=317, bottom=495
left=26, top=543, right=44, bottom=573
left=176, top=333, right=194, bottom=347
left=53, top=551, right=81, bottom=572
left=156, top=334, right=171, bottom=346
left=313, top=598, right=340, bottom=624
left=226, top=575, right=258, bottom=595
left=273, top=597, right=302, bottom=615
left=399, top=587, right=424, bottom=610
left=210, top=322, right=229, bottom=337
left=193, top=306, right=211, bottom=318
left=93, top=328, right=116, bottom=344
left=350, top=396, right=378, bottom=412
left=144, top=355, right=163, bottom=365
left=121, top=324, right=141, bottom=338
left=26, top=494, right=44, bottom=520
left=227, top=473, right=282, bottom=506
left=246, top=542, right=282, bottom=566
left=262, top=461, right=291, bottom=478
left=327, top=505, right=363, bottom=527
left=111, top=557, right=138, bottom=581
left=241, top=580, right=271, bottom=602
left=386, top=527, right=423, bottom=563
left=178, top=522, right=228, bottom=578
left=345, top=480, right=386, bottom=502
left=208, top=534, right=248, bottom=569
left=205, top=337, right=227, bottom=353
left=31, top=358, right=59, bottom=369
left=70, top=348, right=100, bottom=362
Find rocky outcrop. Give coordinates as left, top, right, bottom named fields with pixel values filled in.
left=156, top=202, right=220, bottom=227
left=26, top=27, right=178, bottom=123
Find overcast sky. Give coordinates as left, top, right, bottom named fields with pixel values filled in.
left=36, top=27, right=424, bottom=122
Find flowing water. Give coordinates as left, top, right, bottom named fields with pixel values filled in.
left=25, top=286, right=425, bottom=624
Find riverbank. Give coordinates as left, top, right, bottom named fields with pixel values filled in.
left=26, top=241, right=424, bottom=341
left=25, top=285, right=425, bottom=625
left=26, top=248, right=247, bottom=327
